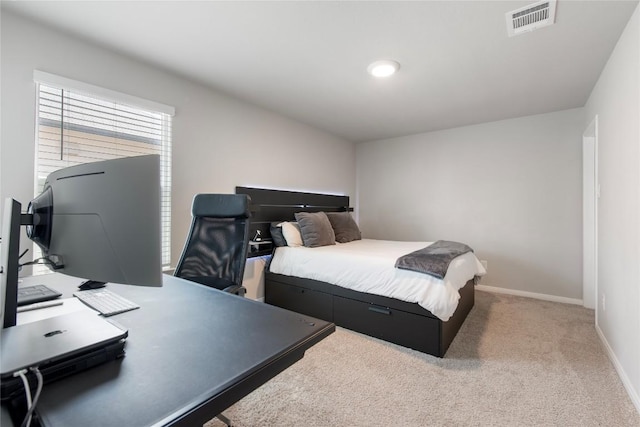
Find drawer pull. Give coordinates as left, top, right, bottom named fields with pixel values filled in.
left=368, top=306, right=391, bottom=315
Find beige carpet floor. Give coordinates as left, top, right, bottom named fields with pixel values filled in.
left=206, top=290, right=640, bottom=426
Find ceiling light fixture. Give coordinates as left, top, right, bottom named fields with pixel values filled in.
left=367, top=60, right=400, bottom=78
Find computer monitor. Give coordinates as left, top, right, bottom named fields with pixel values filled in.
left=1, top=154, right=163, bottom=328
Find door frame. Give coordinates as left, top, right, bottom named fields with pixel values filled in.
left=582, top=115, right=598, bottom=315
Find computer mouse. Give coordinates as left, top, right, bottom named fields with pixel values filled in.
left=78, top=280, right=107, bottom=291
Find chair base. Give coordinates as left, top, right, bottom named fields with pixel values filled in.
left=216, top=413, right=233, bottom=426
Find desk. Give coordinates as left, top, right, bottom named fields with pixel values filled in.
left=4, top=273, right=334, bottom=426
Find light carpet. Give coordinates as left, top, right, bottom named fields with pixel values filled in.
left=206, top=290, right=640, bottom=426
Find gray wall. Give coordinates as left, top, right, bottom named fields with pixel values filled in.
left=357, top=108, right=584, bottom=300
left=0, top=11, right=356, bottom=299
left=585, top=4, right=640, bottom=411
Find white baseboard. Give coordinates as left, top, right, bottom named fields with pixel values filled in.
left=476, top=284, right=583, bottom=306
left=595, top=324, right=640, bottom=414
left=255, top=296, right=265, bottom=303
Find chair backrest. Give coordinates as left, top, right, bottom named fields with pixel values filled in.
left=174, top=194, right=251, bottom=291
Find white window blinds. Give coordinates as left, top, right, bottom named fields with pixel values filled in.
left=34, top=72, right=173, bottom=269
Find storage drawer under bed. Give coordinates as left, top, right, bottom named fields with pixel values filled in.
left=265, top=279, right=333, bottom=321
left=266, top=278, right=443, bottom=355
left=333, top=295, right=441, bottom=355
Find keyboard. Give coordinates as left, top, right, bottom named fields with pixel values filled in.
left=17, top=285, right=62, bottom=306
left=73, top=288, right=140, bottom=317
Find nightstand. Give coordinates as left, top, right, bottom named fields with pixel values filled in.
left=248, top=239, right=273, bottom=257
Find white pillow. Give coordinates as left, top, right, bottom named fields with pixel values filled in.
left=280, top=221, right=303, bottom=247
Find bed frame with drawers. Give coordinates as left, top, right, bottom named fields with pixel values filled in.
left=236, top=186, right=475, bottom=357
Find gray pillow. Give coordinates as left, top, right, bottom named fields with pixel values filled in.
left=326, top=211, right=362, bottom=243
left=294, top=212, right=336, bottom=248
left=270, top=222, right=287, bottom=247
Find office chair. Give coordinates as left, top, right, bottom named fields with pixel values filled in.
left=174, top=193, right=251, bottom=297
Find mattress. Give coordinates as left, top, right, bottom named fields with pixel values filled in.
left=269, top=239, right=486, bottom=321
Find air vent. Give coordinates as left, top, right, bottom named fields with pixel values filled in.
left=506, top=0, right=557, bottom=37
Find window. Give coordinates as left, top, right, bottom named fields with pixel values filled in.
left=33, top=71, right=173, bottom=270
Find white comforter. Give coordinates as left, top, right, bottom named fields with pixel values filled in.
left=269, top=239, right=486, bottom=321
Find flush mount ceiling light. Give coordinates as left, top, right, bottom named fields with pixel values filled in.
left=367, top=60, right=400, bottom=78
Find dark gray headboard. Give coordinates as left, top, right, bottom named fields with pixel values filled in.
left=235, top=186, right=351, bottom=249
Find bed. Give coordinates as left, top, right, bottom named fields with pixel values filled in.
left=236, top=186, right=485, bottom=357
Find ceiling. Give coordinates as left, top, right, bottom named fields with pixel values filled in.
left=3, top=1, right=638, bottom=142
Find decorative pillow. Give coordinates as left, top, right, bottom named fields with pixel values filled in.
left=270, top=222, right=287, bottom=247
left=280, top=221, right=303, bottom=247
left=294, top=212, right=336, bottom=248
left=326, top=211, right=362, bottom=243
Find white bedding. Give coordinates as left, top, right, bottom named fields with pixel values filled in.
left=269, top=239, right=486, bottom=321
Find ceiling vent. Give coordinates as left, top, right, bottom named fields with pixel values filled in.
left=506, top=0, right=557, bottom=37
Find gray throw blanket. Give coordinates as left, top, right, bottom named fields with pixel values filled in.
left=395, top=240, right=473, bottom=279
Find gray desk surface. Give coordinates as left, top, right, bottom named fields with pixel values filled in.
left=6, top=273, right=334, bottom=426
